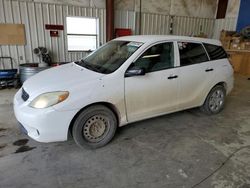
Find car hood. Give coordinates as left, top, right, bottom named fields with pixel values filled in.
left=23, top=62, right=104, bottom=99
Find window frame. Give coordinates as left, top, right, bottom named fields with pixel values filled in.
left=126, top=40, right=178, bottom=74
left=66, top=16, right=99, bottom=52
left=177, top=41, right=210, bottom=67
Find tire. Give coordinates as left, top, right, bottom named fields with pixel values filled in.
left=200, top=85, right=226, bottom=115
left=72, top=105, right=117, bottom=149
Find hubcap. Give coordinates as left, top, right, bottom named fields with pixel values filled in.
left=208, top=89, right=224, bottom=112
left=83, top=115, right=109, bottom=143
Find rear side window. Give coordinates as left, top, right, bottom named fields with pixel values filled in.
left=203, top=43, right=228, bottom=60
left=178, top=42, right=209, bottom=66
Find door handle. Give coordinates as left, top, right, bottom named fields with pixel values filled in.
left=168, top=75, right=178, bottom=79
left=205, top=68, right=214, bottom=72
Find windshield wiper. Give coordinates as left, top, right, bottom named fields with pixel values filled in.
left=78, top=60, right=101, bottom=73
left=76, top=59, right=111, bottom=74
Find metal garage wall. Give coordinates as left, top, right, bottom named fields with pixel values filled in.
left=213, top=18, right=237, bottom=39
left=138, top=12, right=171, bottom=35
left=0, top=0, right=106, bottom=68
left=115, top=10, right=136, bottom=33
left=135, top=13, right=214, bottom=37
left=0, top=0, right=238, bottom=69
left=173, top=16, right=214, bottom=38
left=139, top=14, right=235, bottom=40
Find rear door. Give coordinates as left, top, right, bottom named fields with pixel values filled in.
left=177, top=41, right=215, bottom=109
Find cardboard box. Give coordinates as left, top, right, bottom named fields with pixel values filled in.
left=220, top=36, right=232, bottom=42
left=240, top=41, right=250, bottom=50
left=227, top=50, right=250, bottom=76
left=229, top=52, right=242, bottom=72
left=231, top=36, right=241, bottom=44
left=230, top=42, right=241, bottom=50
left=220, top=30, right=236, bottom=41
left=221, top=41, right=231, bottom=49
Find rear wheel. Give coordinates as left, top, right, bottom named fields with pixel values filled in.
left=201, top=85, right=226, bottom=114
left=72, top=105, right=117, bottom=149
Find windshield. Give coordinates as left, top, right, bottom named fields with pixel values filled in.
left=75, top=40, right=143, bottom=74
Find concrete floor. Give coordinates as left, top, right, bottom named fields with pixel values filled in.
left=0, top=75, right=250, bottom=188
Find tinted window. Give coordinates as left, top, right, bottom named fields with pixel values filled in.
left=203, top=43, right=228, bottom=60
left=178, top=42, right=209, bottom=66
left=131, top=42, right=174, bottom=73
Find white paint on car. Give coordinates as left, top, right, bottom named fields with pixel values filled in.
left=13, top=35, right=234, bottom=144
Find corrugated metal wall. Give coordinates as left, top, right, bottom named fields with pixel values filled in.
left=0, top=0, right=106, bottom=69
left=173, top=16, right=214, bottom=38
left=137, top=12, right=170, bottom=35
left=0, top=0, right=238, bottom=69
left=134, top=13, right=214, bottom=37
left=114, top=10, right=136, bottom=33
left=213, top=18, right=237, bottom=39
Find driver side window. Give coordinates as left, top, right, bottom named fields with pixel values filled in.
left=132, top=42, right=174, bottom=73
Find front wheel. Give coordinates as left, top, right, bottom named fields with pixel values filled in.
left=201, top=85, right=226, bottom=115
left=72, top=105, right=117, bottom=149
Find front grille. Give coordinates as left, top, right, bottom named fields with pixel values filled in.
left=21, top=88, right=29, bottom=101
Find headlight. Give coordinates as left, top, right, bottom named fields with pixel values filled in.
left=29, top=91, right=69, bottom=109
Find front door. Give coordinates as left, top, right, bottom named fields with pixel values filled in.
left=125, top=42, right=180, bottom=122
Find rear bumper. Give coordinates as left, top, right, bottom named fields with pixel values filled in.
left=226, top=74, right=234, bottom=95
left=13, top=89, right=78, bottom=143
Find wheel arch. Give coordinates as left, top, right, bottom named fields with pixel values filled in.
left=202, top=81, right=227, bottom=105
left=216, top=81, right=227, bottom=91
left=67, top=102, right=121, bottom=138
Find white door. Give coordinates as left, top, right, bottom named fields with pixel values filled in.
left=177, top=42, right=215, bottom=109
left=125, top=42, right=180, bottom=122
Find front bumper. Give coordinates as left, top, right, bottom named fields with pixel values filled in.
left=18, top=122, right=28, bottom=135
left=13, top=89, right=78, bottom=143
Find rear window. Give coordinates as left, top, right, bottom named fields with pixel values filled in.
left=203, top=43, right=228, bottom=60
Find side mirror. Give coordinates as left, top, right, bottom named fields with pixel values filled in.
left=125, top=66, right=145, bottom=77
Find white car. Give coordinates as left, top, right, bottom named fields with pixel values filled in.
left=14, top=35, right=234, bottom=148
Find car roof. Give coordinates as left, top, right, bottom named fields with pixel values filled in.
left=114, top=35, right=221, bottom=46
